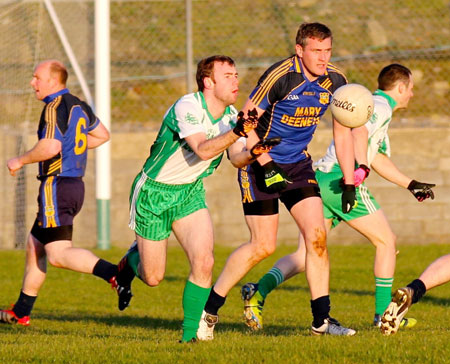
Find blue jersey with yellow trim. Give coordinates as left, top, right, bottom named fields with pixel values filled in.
left=250, top=55, right=347, bottom=163
left=37, top=89, right=100, bottom=177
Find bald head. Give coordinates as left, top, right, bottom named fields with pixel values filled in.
left=38, top=60, right=68, bottom=85
left=31, top=60, right=67, bottom=100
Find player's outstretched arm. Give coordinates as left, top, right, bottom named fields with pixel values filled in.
left=228, top=137, right=281, bottom=168
left=371, top=153, right=435, bottom=201
left=185, top=109, right=258, bottom=161
left=371, top=153, right=411, bottom=187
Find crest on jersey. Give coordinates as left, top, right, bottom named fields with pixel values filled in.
left=319, top=92, right=330, bottom=105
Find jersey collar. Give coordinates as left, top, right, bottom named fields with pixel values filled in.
left=374, top=89, right=397, bottom=110
left=198, top=91, right=231, bottom=124
left=294, top=55, right=329, bottom=82
left=43, top=88, right=69, bottom=104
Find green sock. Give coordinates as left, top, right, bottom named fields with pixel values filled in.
left=375, top=277, right=394, bottom=315
left=258, top=267, right=284, bottom=299
left=127, top=248, right=141, bottom=279
left=181, top=281, right=211, bottom=342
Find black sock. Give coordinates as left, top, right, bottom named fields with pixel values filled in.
left=407, top=279, right=427, bottom=304
left=93, top=259, right=118, bottom=282
left=117, top=262, right=136, bottom=287
left=13, top=291, right=37, bottom=318
left=204, top=287, right=226, bottom=315
left=311, top=295, right=330, bottom=328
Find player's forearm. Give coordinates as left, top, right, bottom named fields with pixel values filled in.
left=19, top=139, right=61, bottom=165
left=228, top=149, right=255, bottom=168
left=245, top=130, right=272, bottom=166
left=371, top=153, right=411, bottom=188
left=196, top=130, right=240, bottom=161
left=352, top=125, right=369, bottom=166
left=333, top=120, right=355, bottom=184
left=87, top=134, right=109, bottom=149
left=87, top=122, right=110, bottom=149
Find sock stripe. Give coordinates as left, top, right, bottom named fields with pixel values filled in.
left=375, top=278, right=393, bottom=287
left=268, top=267, right=284, bottom=285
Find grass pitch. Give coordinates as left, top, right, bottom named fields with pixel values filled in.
left=1, top=244, right=449, bottom=364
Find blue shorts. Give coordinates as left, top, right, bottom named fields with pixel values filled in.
left=31, top=176, right=84, bottom=243
left=238, top=157, right=320, bottom=215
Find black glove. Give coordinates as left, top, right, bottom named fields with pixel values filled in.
left=262, top=160, right=292, bottom=193
left=233, top=108, right=258, bottom=137
left=342, top=184, right=357, bottom=213
left=250, top=137, right=282, bottom=158
left=407, top=180, right=435, bottom=202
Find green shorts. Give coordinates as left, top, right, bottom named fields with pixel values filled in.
left=316, top=169, right=380, bottom=228
left=128, top=172, right=207, bottom=241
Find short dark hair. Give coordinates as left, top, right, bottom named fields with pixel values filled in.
left=296, top=22, right=333, bottom=47
left=196, top=55, right=235, bottom=92
left=49, top=60, right=68, bottom=85
left=377, top=64, right=412, bottom=90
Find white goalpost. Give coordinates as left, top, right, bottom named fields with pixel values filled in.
left=94, top=0, right=111, bottom=249
left=44, top=0, right=111, bottom=249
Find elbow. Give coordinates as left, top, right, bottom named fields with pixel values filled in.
left=229, top=157, right=247, bottom=169
left=49, top=143, right=62, bottom=157
left=230, top=160, right=241, bottom=168
left=104, top=128, right=111, bottom=142
left=99, top=129, right=111, bottom=144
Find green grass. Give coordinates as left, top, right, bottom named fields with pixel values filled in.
left=1, top=244, right=449, bottom=364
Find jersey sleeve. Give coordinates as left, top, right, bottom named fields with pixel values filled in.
left=249, top=58, right=293, bottom=111
left=378, top=135, right=391, bottom=157
left=175, top=98, right=206, bottom=139
left=328, top=66, right=348, bottom=93
left=80, top=101, right=100, bottom=131
left=366, top=101, right=390, bottom=132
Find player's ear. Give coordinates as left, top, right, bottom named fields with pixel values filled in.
left=204, top=77, right=213, bottom=89
left=295, top=44, right=303, bottom=57
left=397, top=81, right=406, bottom=94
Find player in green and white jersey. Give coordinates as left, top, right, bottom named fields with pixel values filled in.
left=115, top=55, right=279, bottom=343
left=241, top=63, right=435, bottom=330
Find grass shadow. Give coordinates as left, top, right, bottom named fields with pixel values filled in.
left=278, top=284, right=374, bottom=297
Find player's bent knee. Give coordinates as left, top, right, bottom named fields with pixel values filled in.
left=251, top=240, right=276, bottom=260
left=141, top=272, right=164, bottom=287
left=372, top=232, right=397, bottom=249
left=46, top=254, right=64, bottom=268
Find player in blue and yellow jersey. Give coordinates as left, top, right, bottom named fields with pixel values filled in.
left=240, top=64, right=435, bottom=332
left=199, top=23, right=358, bottom=338
left=0, top=60, right=125, bottom=326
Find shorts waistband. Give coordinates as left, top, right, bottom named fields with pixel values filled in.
left=139, top=170, right=200, bottom=191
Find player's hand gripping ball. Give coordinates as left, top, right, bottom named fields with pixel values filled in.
left=233, top=108, right=259, bottom=137
left=331, top=84, right=374, bottom=128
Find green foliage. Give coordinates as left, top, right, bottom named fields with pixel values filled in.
left=0, top=244, right=449, bottom=364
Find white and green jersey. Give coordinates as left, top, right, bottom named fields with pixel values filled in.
left=141, top=92, right=237, bottom=184
left=315, top=89, right=396, bottom=173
